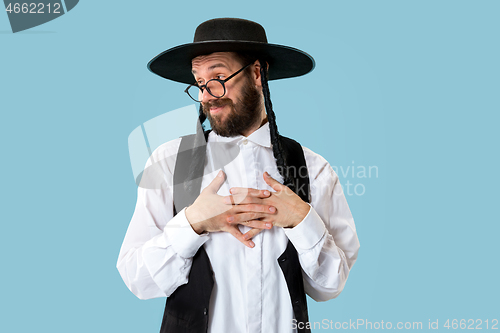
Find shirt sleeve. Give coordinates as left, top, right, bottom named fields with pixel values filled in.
left=284, top=147, right=360, bottom=302
left=116, top=140, right=209, bottom=300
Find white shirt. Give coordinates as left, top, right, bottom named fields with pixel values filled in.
left=116, top=122, right=360, bottom=333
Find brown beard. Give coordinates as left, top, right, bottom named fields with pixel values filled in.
left=202, top=77, right=263, bottom=137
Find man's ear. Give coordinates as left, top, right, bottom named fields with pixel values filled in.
left=252, top=60, right=269, bottom=88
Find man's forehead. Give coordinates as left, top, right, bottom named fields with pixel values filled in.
left=191, top=52, right=239, bottom=72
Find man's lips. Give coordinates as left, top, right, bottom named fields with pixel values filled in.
left=203, top=99, right=232, bottom=116
left=210, top=105, right=225, bottom=114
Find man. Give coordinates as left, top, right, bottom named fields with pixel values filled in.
left=117, top=18, right=360, bottom=333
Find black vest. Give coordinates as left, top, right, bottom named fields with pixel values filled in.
left=160, top=131, right=311, bottom=333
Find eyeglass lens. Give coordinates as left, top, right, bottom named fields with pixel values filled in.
left=187, top=80, right=225, bottom=102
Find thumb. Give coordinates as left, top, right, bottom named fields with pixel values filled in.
left=263, top=171, right=283, bottom=191
left=206, top=170, right=226, bottom=193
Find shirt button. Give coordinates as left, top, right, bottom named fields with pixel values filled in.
left=241, top=139, right=248, bottom=145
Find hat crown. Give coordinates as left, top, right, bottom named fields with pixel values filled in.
left=193, top=18, right=268, bottom=43
left=147, top=17, right=314, bottom=84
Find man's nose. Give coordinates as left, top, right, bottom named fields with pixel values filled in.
left=200, top=88, right=214, bottom=103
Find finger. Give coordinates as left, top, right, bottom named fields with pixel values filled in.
left=224, top=190, right=271, bottom=206
left=228, top=213, right=273, bottom=229
left=263, top=172, right=284, bottom=191
left=225, top=225, right=255, bottom=248
left=230, top=204, right=276, bottom=215
left=206, top=170, right=226, bottom=193
left=222, top=194, right=235, bottom=205
left=242, top=219, right=273, bottom=230
left=224, top=193, right=269, bottom=206
left=242, top=228, right=263, bottom=241
left=229, top=187, right=271, bottom=199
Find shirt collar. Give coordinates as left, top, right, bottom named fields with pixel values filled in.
left=209, top=122, right=271, bottom=148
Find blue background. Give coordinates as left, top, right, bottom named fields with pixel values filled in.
left=1, top=1, right=498, bottom=332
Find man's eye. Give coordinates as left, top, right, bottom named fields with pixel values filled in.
left=216, top=75, right=225, bottom=80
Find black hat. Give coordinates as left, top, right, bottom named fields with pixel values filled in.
left=147, top=18, right=315, bottom=84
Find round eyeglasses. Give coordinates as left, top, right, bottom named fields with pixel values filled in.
left=185, top=63, right=252, bottom=102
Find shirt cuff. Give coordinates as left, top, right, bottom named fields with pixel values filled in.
left=283, top=204, right=327, bottom=253
left=164, top=207, right=209, bottom=259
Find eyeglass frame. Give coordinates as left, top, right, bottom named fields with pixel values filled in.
left=184, top=62, right=253, bottom=102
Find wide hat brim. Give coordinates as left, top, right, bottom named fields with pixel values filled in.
left=147, top=40, right=315, bottom=84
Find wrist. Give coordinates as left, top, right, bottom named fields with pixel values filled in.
left=185, top=206, right=205, bottom=235
left=290, top=202, right=311, bottom=228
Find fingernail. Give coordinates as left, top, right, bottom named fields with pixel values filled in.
left=249, top=241, right=255, bottom=248
left=218, top=170, right=223, bottom=177
left=263, top=190, right=270, bottom=196
left=229, top=188, right=234, bottom=194
left=264, top=172, right=269, bottom=177
left=265, top=223, right=272, bottom=228
left=227, top=216, right=234, bottom=222
left=269, top=206, right=276, bottom=213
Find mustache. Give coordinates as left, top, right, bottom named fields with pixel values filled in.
left=202, top=98, right=234, bottom=113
